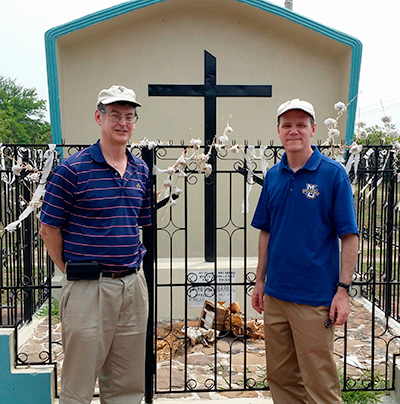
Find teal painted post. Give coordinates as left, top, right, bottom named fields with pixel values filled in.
left=0, top=329, right=53, bottom=404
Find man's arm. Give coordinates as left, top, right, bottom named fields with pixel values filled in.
left=252, top=230, right=269, bottom=314
left=329, top=233, right=359, bottom=325
left=39, top=224, right=66, bottom=274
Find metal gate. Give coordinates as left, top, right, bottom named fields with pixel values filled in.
left=143, top=142, right=400, bottom=401
left=0, top=143, right=399, bottom=401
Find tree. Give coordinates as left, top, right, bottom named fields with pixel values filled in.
left=0, top=76, right=51, bottom=144
left=361, top=125, right=392, bottom=145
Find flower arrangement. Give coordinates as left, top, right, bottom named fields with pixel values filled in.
left=1, top=144, right=57, bottom=232
left=3, top=99, right=399, bottom=232
left=323, top=101, right=347, bottom=146
left=138, top=119, right=239, bottom=208
left=322, top=98, right=400, bottom=187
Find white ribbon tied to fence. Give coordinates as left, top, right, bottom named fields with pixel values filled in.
left=241, top=146, right=268, bottom=214
left=345, top=143, right=363, bottom=176
left=5, top=144, right=57, bottom=232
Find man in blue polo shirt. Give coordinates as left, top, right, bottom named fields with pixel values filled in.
left=251, top=99, right=359, bottom=403
left=39, top=85, right=151, bottom=404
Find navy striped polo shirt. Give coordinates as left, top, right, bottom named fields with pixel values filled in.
left=40, top=140, right=152, bottom=270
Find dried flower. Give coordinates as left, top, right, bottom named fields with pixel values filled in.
left=328, top=128, right=340, bottom=137
left=139, top=137, right=159, bottom=149
left=218, top=134, right=229, bottom=144
left=162, top=178, right=172, bottom=187
left=350, top=143, right=362, bottom=155
left=393, top=140, right=400, bottom=152
left=230, top=144, right=240, bottom=154
left=175, top=155, right=188, bottom=172
left=198, top=153, right=209, bottom=162
left=190, top=138, right=202, bottom=149
left=26, top=172, right=41, bottom=182
left=356, top=129, right=368, bottom=140
left=12, top=164, right=23, bottom=176
left=153, top=119, right=234, bottom=208
left=204, top=164, right=212, bottom=178
left=223, top=124, right=233, bottom=137
left=148, top=141, right=158, bottom=150
left=176, top=155, right=186, bottom=164
left=324, top=118, right=337, bottom=129
left=334, top=102, right=347, bottom=114
left=356, top=121, right=367, bottom=129
left=166, top=166, right=176, bottom=175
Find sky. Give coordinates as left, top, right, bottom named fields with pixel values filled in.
left=1, top=0, right=399, bottom=129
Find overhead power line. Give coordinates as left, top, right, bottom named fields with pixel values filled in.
left=357, top=97, right=400, bottom=116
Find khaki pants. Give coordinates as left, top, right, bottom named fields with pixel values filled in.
left=59, top=270, right=148, bottom=404
left=263, top=295, right=342, bottom=404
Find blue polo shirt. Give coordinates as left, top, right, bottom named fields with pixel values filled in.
left=251, top=146, right=359, bottom=306
left=40, top=140, right=152, bottom=270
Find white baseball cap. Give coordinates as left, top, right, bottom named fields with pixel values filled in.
left=97, top=85, right=142, bottom=107
left=277, top=98, right=315, bottom=121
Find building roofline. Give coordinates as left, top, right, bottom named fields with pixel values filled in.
left=237, top=0, right=362, bottom=144
left=45, top=0, right=362, bottom=144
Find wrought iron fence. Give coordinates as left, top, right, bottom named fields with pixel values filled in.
left=0, top=145, right=51, bottom=327
left=355, top=145, right=400, bottom=318
left=350, top=145, right=400, bottom=395
left=0, top=143, right=399, bottom=402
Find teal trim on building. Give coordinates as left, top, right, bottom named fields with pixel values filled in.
left=45, top=0, right=362, bottom=144
left=45, top=0, right=168, bottom=144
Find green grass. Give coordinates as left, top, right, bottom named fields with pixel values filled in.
left=34, top=298, right=60, bottom=321
left=340, top=369, right=386, bottom=404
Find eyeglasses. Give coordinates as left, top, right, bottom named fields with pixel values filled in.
left=103, top=111, right=139, bottom=124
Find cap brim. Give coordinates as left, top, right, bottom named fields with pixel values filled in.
left=277, top=107, right=314, bottom=121
left=99, top=96, right=142, bottom=107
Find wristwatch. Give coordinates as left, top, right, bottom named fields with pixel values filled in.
left=337, top=282, right=352, bottom=293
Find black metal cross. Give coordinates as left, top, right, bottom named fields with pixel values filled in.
left=149, top=50, right=272, bottom=261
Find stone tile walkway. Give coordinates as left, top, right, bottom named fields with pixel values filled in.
left=18, top=296, right=400, bottom=402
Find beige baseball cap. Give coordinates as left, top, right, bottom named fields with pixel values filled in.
left=277, top=98, right=315, bottom=121
left=97, top=85, right=142, bottom=107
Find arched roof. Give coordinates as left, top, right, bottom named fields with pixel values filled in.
left=45, top=0, right=362, bottom=144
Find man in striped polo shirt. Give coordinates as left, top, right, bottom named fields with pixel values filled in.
left=40, top=85, right=152, bottom=404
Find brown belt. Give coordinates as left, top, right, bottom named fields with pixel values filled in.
left=101, top=267, right=138, bottom=279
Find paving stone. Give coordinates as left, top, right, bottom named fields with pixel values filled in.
left=21, top=296, right=400, bottom=401
left=231, top=351, right=264, bottom=366
left=187, top=352, right=216, bottom=366
left=246, top=339, right=265, bottom=351
left=156, top=367, right=185, bottom=390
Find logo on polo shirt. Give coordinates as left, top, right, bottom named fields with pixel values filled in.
left=302, top=183, right=320, bottom=200
left=136, top=183, right=142, bottom=189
